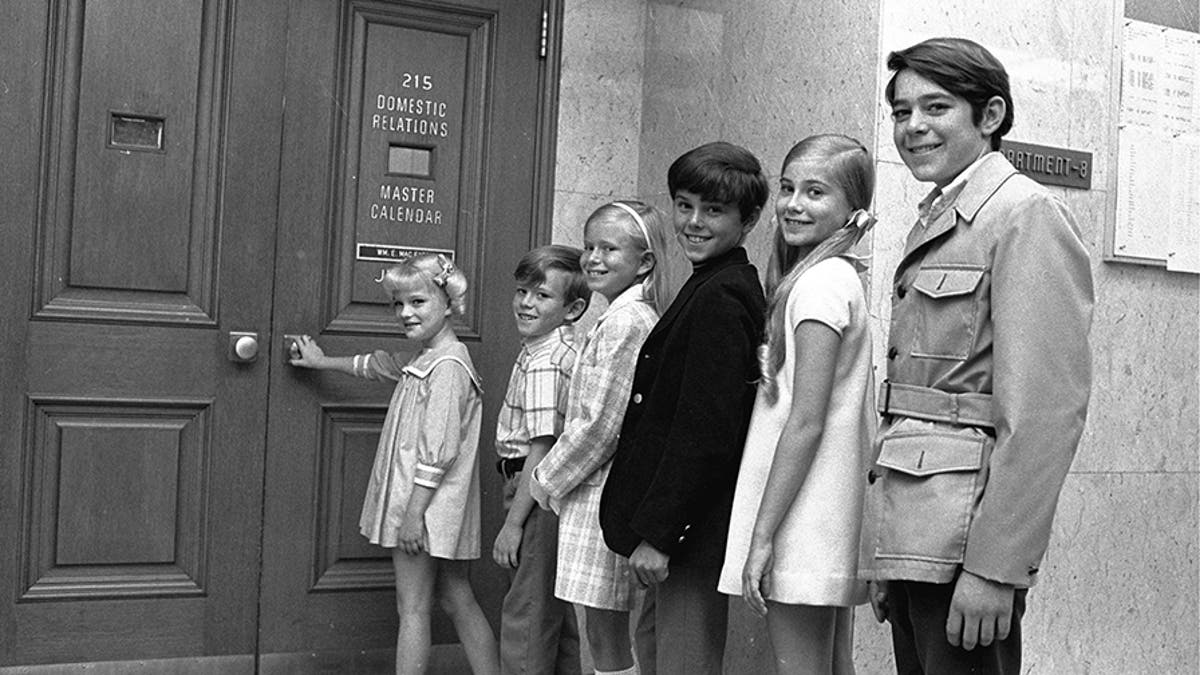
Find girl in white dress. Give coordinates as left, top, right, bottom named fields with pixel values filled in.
left=718, top=135, right=877, bottom=673
left=291, top=254, right=498, bottom=675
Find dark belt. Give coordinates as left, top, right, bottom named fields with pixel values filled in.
left=496, top=456, right=526, bottom=479
left=879, top=380, right=995, bottom=428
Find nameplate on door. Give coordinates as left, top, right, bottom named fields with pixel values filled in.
left=355, top=243, right=455, bottom=264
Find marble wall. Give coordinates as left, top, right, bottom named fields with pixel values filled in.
left=551, top=0, right=1199, bottom=672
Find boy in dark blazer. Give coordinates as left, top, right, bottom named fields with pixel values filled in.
left=599, top=141, right=768, bottom=675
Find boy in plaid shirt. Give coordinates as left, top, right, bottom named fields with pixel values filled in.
left=493, top=245, right=589, bottom=675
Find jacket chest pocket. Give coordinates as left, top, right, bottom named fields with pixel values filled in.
left=871, top=422, right=992, bottom=565
left=908, top=266, right=986, bottom=361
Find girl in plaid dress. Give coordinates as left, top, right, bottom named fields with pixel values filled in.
left=290, top=254, right=498, bottom=675
left=530, top=201, right=673, bottom=675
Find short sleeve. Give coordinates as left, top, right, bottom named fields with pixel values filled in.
left=360, top=350, right=407, bottom=382
left=787, top=258, right=857, bottom=336
left=413, top=358, right=476, bottom=488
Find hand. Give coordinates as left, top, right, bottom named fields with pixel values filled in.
left=492, top=522, right=523, bottom=569
left=946, top=570, right=1015, bottom=650
left=629, top=541, right=670, bottom=587
left=869, top=580, right=891, bottom=623
left=741, top=537, right=774, bottom=618
left=397, top=513, right=428, bottom=556
left=289, top=335, right=325, bottom=368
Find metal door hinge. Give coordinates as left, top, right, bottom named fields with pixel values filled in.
left=539, top=9, right=548, bottom=59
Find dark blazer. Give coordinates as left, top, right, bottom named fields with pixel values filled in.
left=600, top=246, right=765, bottom=568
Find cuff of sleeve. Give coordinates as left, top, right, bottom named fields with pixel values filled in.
left=630, top=518, right=682, bottom=557
left=963, top=548, right=1038, bottom=588
left=353, top=353, right=372, bottom=378
left=414, top=463, right=445, bottom=489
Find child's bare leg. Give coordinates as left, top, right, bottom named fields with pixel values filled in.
left=764, top=601, right=837, bottom=673
left=393, top=549, right=437, bottom=674
left=832, top=606, right=856, bottom=675
left=584, top=606, right=634, bottom=671
left=436, top=559, right=499, bottom=675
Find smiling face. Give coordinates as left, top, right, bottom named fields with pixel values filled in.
left=511, top=268, right=583, bottom=340
left=581, top=215, right=652, bottom=302
left=890, top=69, right=999, bottom=188
left=390, top=280, right=452, bottom=345
left=672, top=190, right=757, bottom=265
left=775, top=156, right=853, bottom=257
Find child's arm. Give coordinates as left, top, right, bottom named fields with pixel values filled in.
left=626, top=286, right=761, bottom=555
left=413, top=358, right=475, bottom=485
left=492, top=435, right=553, bottom=568
left=289, top=335, right=359, bottom=374
left=741, top=320, right=840, bottom=617
left=289, top=335, right=402, bottom=381
left=533, top=310, right=651, bottom=499
left=393, top=357, right=476, bottom=556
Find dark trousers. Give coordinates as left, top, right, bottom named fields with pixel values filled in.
left=499, top=475, right=581, bottom=675
left=636, top=565, right=727, bottom=675
left=888, top=579, right=1027, bottom=675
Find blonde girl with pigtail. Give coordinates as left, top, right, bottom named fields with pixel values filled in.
left=529, top=201, right=672, bottom=675
left=290, top=253, right=498, bottom=675
left=718, top=134, right=878, bottom=674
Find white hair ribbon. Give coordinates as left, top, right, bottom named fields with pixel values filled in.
left=610, top=201, right=653, bottom=254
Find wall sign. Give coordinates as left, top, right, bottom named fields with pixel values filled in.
left=999, top=140, right=1092, bottom=190
left=345, top=13, right=472, bottom=305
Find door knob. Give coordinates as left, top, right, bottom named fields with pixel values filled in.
left=229, top=331, right=259, bottom=362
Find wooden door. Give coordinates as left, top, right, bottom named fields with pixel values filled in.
left=257, top=0, right=552, bottom=669
left=0, top=0, right=288, bottom=669
left=1, top=0, right=557, bottom=671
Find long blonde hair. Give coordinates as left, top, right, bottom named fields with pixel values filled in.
left=760, top=135, right=875, bottom=404
left=586, top=200, right=676, bottom=314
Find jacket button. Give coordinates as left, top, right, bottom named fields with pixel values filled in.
left=632, top=393, right=643, bottom=404
left=867, top=469, right=879, bottom=484
left=887, top=346, right=898, bottom=360
left=896, top=285, right=907, bottom=298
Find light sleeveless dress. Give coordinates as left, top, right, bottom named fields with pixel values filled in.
left=719, top=257, right=875, bottom=605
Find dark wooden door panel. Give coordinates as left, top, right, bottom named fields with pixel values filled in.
left=0, top=0, right=287, bottom=666
left=1, top=0, right=556, bottom=669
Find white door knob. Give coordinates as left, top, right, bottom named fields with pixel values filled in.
left=229, top=332, right=260, bottom=362
left=235, top=335, right=259, bottom=360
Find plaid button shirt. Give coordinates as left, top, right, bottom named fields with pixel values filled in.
left=495, top=325, right=577, bottom=459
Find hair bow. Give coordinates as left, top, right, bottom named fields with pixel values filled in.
left=432, top=254, right=456, bottom=287
left=846, top=209, right=876, bottom=232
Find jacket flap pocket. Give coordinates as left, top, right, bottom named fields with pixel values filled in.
left=912, top=267, right=985, bottom=299
left=876, top=433, right=984, bottom=477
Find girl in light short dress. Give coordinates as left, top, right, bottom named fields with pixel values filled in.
left=291, top=253, right=498, bottom=675
left=719, top=135, right=878, bottom=673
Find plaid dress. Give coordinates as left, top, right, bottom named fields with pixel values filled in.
left=532, top=284, right=658, bottom=610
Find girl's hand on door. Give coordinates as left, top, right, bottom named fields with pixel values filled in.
left=289, top=335, right=327, bottom=368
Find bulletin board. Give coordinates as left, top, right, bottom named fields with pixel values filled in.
left=1106, top=18, right=1199, bottom=273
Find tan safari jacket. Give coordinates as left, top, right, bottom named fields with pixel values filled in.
left=862, top=152, right=1094, bottom=588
